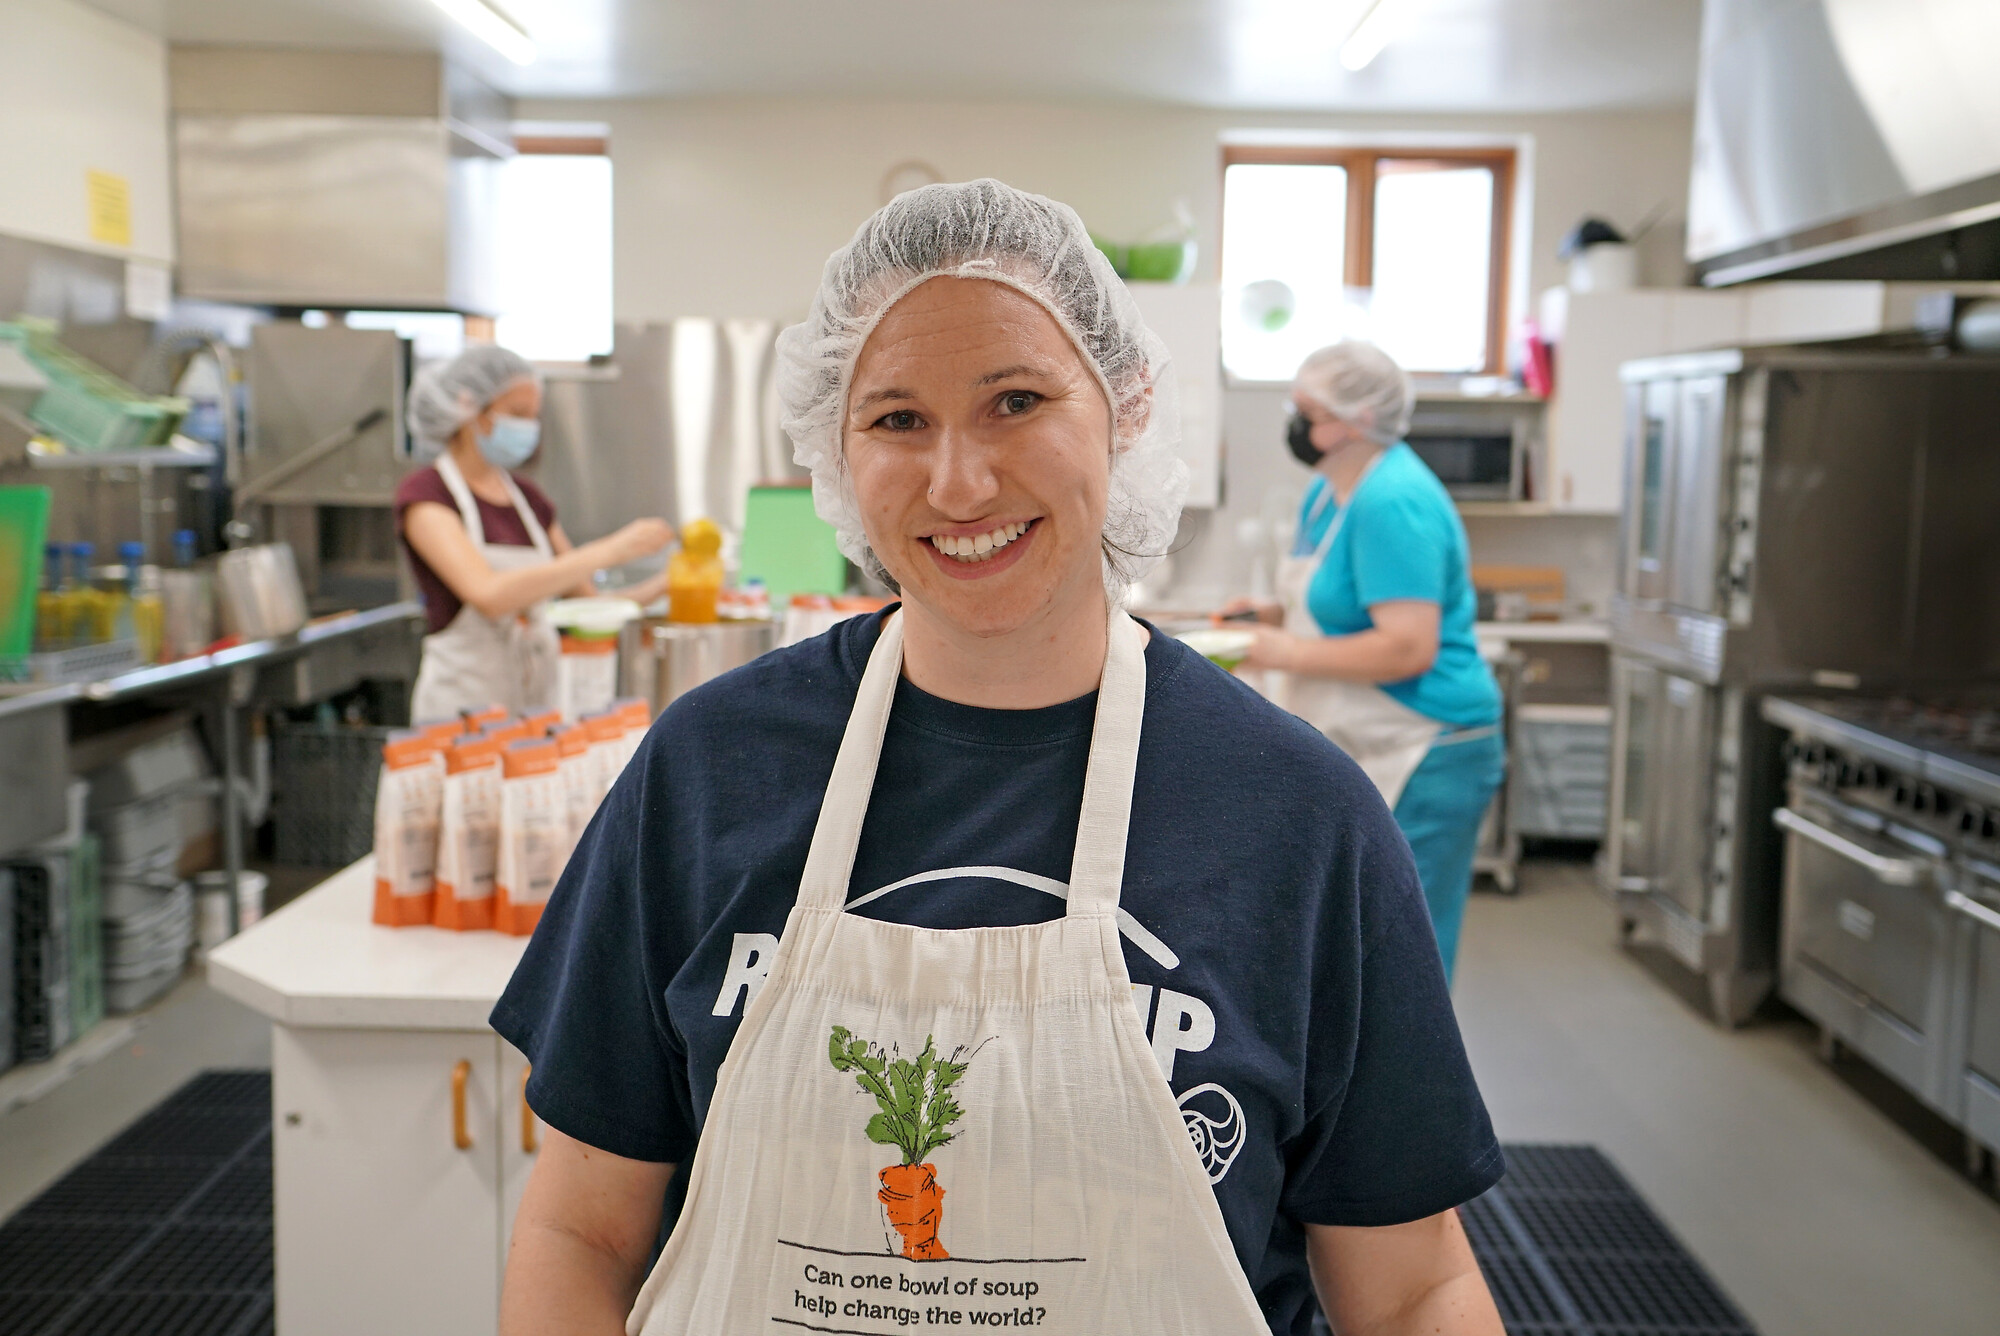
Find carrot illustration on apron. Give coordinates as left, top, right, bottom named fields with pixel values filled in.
left=828, top=1027, right=985, bottom=1260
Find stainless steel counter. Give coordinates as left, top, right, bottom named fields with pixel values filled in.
left=1, top=603, right=424, bottom=879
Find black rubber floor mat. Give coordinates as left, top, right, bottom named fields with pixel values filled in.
left=1476, top=1144, right=1758, bottom=1336
left=0, top=1070, right=273, bottom=1336
left=3, top=1076, right=1753, bottom=1336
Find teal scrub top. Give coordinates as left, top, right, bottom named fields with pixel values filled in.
left=1295, top=442, right=1501, bottom=729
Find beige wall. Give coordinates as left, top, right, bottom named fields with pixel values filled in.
left=522, top=95, right=1694, bottom=326
left=0, top=0, right=173, bottom=263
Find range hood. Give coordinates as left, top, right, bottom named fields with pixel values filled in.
left=1688, top=0, right=2000, bottom=285
left=169, top=48, right=511, bottom=314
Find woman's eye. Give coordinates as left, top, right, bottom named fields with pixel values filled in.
left=876, top=410, right=922, bottom=432
left=998, top=391, right=1040, bottom=416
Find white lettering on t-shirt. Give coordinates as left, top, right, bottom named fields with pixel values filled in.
left=712, top=932, right=779, bottom=1017
left=1131, top=983, right=1155, bottom=1029
left=1151, top=988, right=1216, bottom=1081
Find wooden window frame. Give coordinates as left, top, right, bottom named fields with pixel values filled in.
left=512, top=135, right=609, bottom=157
left=1221, top=145, right=1516, bottom=376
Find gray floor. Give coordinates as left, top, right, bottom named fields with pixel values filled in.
left=3, top=862, right=1999, bottom=1334
left=1458, top=861, right=2000, bottom=1336
left=0, top=972, right=269, bottom=1221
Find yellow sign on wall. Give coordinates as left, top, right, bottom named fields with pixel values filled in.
left=86, top=170, right=132, bottom=248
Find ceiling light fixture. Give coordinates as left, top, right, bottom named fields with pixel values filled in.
left=1339, top=0, right=1413, bottom=71
left=429, top=0, right=537, bottom=66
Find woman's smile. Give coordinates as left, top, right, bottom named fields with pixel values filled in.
left=922, top=518, right=1040, bottom=578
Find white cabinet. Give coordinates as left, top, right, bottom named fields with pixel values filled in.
left=207, top=860, right=540, bottom=1336
left=272, top=1026, right=539, bottom=1336
left=499, top=1039, right=538, bottom=1281
left=1125, top=282, right=1221, bottom=508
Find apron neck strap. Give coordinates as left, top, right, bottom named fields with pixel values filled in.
left=1065, top=609, right=1146, bottom=915
left=434, top=452, right=553, bottom=559
left=434, top=452, right=485, bottom=547
left=796, top=610, right=908, bottom=910
left=794, top=604, right=1149, bottom=918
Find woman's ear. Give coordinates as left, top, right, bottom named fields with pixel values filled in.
left=1113, top=379, right=1154, bottom=451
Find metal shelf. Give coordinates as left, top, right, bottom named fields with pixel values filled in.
left=25, top=435, right=218, bottom=469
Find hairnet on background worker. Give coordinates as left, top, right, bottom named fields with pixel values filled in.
left=776, top=177, right=1187, bottom=599
left=394, top=343, right=674, bottom=724
left=407, top=345, right=542, bottom=459
left=1221, top=335, right=1504, bottom=984
left=1291, top=339, right=1416, bottom=445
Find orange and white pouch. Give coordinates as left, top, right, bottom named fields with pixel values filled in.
left=372, top=730, right=444, bottom=926
left=550, top=722, right=597, bottom=862
left=614, top=697, right=651, bottom=771
left=496, top=736, right=564, bottom=936
left=435, top=732, right=506, bottom=931
left=582, top=709, right=628, bottom=807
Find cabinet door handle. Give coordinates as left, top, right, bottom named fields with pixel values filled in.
left=451, top=1060, right=473, bottom=1150
left=521, top=1064, right=538, bottom=1154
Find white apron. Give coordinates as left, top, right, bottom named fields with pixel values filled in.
left=1275, top=464, right=1440, bottom=808
left=408, top=453, right=561, bottom=721
left=627, top=608, right=1268, bottom=1336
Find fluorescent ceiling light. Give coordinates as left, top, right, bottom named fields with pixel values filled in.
left=430, top=0, right=537, bottom=65
left=1339, top=0, right=1413, bottom=71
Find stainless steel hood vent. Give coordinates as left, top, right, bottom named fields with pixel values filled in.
left=1689, top=0, right=2000, bottom=285
left=169, top=49, right=511, bottom=314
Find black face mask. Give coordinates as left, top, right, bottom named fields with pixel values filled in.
left=1286, top=412, right=1325, bottom=467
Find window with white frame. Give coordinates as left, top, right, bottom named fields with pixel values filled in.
left=1220, top=146, right=1515, bottom=382
left=493, top=133, right=614, bottom=363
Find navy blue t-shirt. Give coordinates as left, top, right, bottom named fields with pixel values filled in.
left=491, top=610, right=1501, bottom=1335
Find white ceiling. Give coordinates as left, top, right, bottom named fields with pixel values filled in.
left=87, top=0, right=1701, bottom=111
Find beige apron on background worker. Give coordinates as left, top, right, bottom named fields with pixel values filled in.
left=1272, top=460, right=1440, bottom=808
left=626, top=608, right=1267, bottom=1336
left=408, top=452, right=561, bottom=721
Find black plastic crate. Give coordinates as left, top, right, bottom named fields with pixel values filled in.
left=0, top=869, right=12, bottom=1075
left=269, top=722, right=389, bottom=867
left=9, top=855, right=73, bottom=1061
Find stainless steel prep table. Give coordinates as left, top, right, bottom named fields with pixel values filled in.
left=2, top=604, right=424, bottom=926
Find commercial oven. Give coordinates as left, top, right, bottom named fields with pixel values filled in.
left=1606, top=347, right=2000, bottom=1024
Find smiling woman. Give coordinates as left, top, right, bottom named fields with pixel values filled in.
left=840, top=276, right=1124, bottom=703
left=492, top=180, right=1503, bottom=1336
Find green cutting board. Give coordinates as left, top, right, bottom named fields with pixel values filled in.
left=0, top=485, right=52, bottom=656
left=738, top=484, right=848, bottom=607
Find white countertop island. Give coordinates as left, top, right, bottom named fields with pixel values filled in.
left=208, top=857, right=539, bottom=1336
left=208, top=856, right=528, bottom=1030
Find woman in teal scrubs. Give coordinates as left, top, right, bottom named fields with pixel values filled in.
left=1223, top=341, right=1503, bottom=982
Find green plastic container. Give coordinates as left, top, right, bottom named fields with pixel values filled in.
left=0, top=320, right=189, bottom=452
left=0, top=485, right=51, bottom=657
left=739, top=484, right=848, bottom=607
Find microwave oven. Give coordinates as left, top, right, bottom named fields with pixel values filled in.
left=1405, top=418, right=1528, bottom=501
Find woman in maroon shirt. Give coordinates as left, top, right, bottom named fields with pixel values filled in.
left=396, top=345, right=674, bottom=719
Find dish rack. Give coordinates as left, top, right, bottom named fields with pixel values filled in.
left=0, top=638, right=143, bottom=685
left=0, top=319, right=189, bottom=452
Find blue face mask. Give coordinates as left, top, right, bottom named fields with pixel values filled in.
left=477, top=413, right=541, bottom=469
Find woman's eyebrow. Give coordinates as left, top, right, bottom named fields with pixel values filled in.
left=973, top=363, right=1055, bottom=387
left=851, top=386, right=917, bottom=413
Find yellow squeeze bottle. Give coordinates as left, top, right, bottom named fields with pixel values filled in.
left=35, top=544, right=68, bottom=647
left=667, top=518, right=725, bottom=624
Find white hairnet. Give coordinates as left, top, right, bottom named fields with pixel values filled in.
left=407, top=345, right=540, bottom=458
left=1293, top=340, right=1414, bottom=445
left=775, top=178, right=1186, bottom=600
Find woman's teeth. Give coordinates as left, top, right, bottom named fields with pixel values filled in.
left=929, top=521, right=1030, bottom=562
